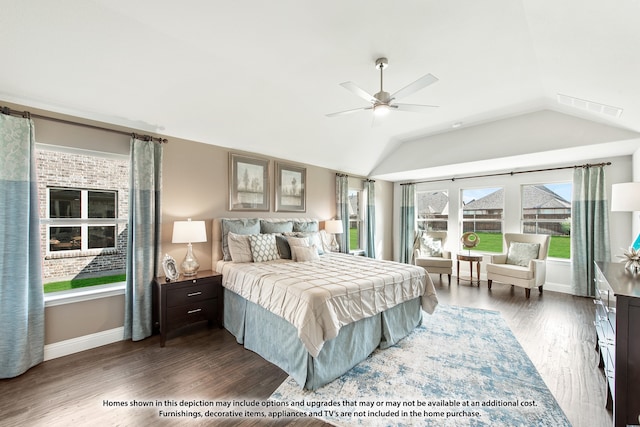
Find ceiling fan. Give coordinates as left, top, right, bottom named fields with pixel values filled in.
left=326, top=57, right=439, bottom=118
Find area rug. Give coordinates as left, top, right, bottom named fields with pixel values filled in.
left=269, top=304, right=571, bottom=426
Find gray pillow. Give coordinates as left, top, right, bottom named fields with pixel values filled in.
left=221, top=219, right=260, bottom=261
left=275, top=234, right=292, bottom=259
left=260, top=220, right=293, bottom=234
left=293, top=220, right=319, bottom=232
left=506, top=242, right=540, bottom=267
left=419, top=236, right=443, bottom=257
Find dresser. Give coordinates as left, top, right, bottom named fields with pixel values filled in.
left=594, top=262, right=640, bottom=427
left=153, top=270, right=223, bottom=347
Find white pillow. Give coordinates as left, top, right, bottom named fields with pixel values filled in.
left=227, top=232, right=253, bottom=263
left=292, top=245, right=320, bottom=262
left=286, top=236, right=309, bottom=261
left=249, top=233, right=280, bottom=262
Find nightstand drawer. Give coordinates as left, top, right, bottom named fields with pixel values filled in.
left=167, top=301, right=213, bottom=329
left=166, top=282, right=217, bottom=307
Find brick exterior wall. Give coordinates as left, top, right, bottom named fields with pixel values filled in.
left=36, top=148, right=129, bottom=282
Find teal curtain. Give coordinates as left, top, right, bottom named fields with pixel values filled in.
left=364, top=179, right=376, bottom=258
left=571, top=166, right=610, bottom=297
left=0, top=114, right=44, bottom=378
left=336, top=174, right=349, bottom=253
left=399, top=184, right=416, bottom=264
left=124, top=138, right=163, bottom=341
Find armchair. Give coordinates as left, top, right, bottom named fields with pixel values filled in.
left=414, top=231, right=453, bottom=284
left=486, top=233, right=550, bottom=298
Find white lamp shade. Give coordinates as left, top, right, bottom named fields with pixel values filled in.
left=324, top=219, right=344, bottom=234
left=611, top=182, right=640, bottom=212
left=172, top=219, right=207, bottom=243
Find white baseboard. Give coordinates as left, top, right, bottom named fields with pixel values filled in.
left=542, top=281, right=572, bottom=294
left=44, top=327, right=124, bottom=361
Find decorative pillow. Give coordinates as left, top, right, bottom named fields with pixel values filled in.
left=286, top=236, right=310, bottom=261
left=506, top=242, right=540, bottom=267
left=227, top=232, right=253, bottom=263
left=292, top=245, right=320, bottom=262
left=221, top=219, right=260, bottom=261
left=293, top=220, right=319, bottom=232
left=275, top=234, right=292, bottom=259
left=260, top=220, right=293, bottom=234
left=419, top=235, right=443, bottom=258
left=248, top=233, right=280, bottom=262
left=297, top=231, right=325, bottom=255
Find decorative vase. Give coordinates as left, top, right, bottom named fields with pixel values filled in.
left=618, top=246, right=640, bottom=273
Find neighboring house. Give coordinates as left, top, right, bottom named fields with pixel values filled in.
left=36, top=147, right=129, bottom=283
left=463, top=186, right=571, bottom=235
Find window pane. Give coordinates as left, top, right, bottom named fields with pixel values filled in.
left=522, top=183, right=572, bottom=259
left=49, top=226, right=82, bottom=251
left=417, top=190, right=448, bottom=231
left=88, top=226, right=116, bottom=249
left=49, top=189, right=81, bottom=218
left=349, top=190, right=361, bottom=249
left=462, top=187, right=503, bottom=252
left=88, top=191, right=116, bottom=218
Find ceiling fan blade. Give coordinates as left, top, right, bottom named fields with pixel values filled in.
left=340, top=81, right=377, bottom=103
left=392, top=103, right=439, bottom=113
left=390, top=73, right=438, bottom=101
left=326, top=106, right=372, bottom=117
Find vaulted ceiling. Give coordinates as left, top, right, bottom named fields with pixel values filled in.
left=1, top=0, right=639, bottom=181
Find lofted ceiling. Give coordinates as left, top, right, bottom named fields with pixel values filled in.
left=1, top=0, right=640, bottom=181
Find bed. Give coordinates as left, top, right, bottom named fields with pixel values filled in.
left=212, top=218, right=438, bottom=390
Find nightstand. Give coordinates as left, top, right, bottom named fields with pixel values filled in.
left=153, top=270, right=223, bottom=347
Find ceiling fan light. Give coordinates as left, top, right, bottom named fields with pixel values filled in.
left=374, top=104, right=390, bottom=116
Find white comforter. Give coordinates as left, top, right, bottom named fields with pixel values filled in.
left=217, top=253, right=438, bottom=357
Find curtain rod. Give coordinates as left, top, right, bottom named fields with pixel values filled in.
left=400, top=162, right=612, bottom=186
left=1, top=106, right=168, bottom=144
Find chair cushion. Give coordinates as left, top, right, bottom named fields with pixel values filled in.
left=506, top=242, right=540, bottom=267
left=486, top=263, right=534, bottom=280
left=418, top=235, right=443, bottom=257
left=415, top=256, right=452, bottom=269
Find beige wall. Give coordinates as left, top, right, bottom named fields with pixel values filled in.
left=12, top=103, right=393, bottom=346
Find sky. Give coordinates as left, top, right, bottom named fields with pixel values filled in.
left=461, top=183, right=572, bottom=204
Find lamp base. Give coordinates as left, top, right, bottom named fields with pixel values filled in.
left=330, top=235, right=340, bottom=252
left=181, top=243, right=200, bottom=276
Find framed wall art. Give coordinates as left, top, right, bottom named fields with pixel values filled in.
left=275, top=161, right=306, bottom=212
left=229, top=153, right=270, bottom=211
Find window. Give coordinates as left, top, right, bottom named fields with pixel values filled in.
left=37, top=146, right=129, bottom=293
left=48, top=188, right=117, bottom=253
left=461, top=187, right=504, bottom=253
left=349, top=189, right=363, bottom=250
left=521, top=183, right=572, bottom=259
left=416, top=190, right=448, bottom=231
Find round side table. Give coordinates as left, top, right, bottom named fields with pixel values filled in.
left=457, top=253, right=482, bottom=286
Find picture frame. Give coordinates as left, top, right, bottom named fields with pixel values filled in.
left=229, top=153, right=270, bottom=211
left=275, top=161, right=306, bottom=212
left=162, top=253, right=180, bottom=281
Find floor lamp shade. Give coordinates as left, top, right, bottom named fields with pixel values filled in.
left=172, top=219, right=207, bottom=276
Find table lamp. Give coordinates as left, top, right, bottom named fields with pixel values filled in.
left=611, top=182, right=640, bottom=250
left=172, top=218, right=207, bottom=276
left=324, top=219, right=344, bottom=252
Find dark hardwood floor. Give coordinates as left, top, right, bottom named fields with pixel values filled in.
left=0, top=277, right=612, bottom=427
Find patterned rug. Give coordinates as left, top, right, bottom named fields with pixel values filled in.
left=270, top=304, right=570, bottom=426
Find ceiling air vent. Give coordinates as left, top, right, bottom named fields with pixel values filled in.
left=557, top=93, right=623, bottom=118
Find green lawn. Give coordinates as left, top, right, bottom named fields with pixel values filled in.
left=44, top=274, right=126, bottom=293
left=468, top=232, right=570, bottom=259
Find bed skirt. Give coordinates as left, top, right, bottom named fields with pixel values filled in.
left=223, top=288, right=423, bottom=390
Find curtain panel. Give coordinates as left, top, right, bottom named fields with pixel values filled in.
left=0, top=114, right=44, bottom=378
left=571, top=166, right=610, bottom=297
left=336, top=174, right=349, bottom=253
left=124, top=138, right=163, bottom=341
left=364, top=180, right=376, bottom=258
left=399, top=184, right=416, bottom=264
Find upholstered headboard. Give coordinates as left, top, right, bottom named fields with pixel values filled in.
left=211, top=217, right=324, bottom=266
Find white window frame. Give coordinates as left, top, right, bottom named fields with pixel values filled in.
left=460, top=186, right=504, bottom=253
left=348, top=188, right=364, bottom=251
